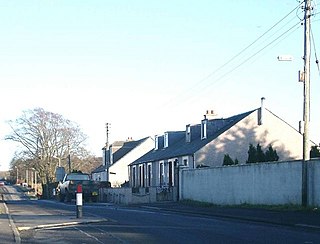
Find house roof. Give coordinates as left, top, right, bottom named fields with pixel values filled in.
left=130, top=109, right=255, bottom=165
left=91, top=164, right=106, bottom=174
left=92, top=137, right=151, bottom=173
left=112, top=137, right=150, bottom=163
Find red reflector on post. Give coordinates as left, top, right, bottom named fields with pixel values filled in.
left=77, top=184, right=82, bottom=193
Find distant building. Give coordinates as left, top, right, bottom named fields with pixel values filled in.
left=92, top=137, right=154, bottom=187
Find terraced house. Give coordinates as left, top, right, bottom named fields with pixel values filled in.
left=129, top=100, right=304, bottom=200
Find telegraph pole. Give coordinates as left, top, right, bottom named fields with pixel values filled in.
left=68, top=141, right=71, bottom=173
left=302, top=0, right=311, bottom=207
left=105, top=123, right=111, bottom=183
left=105, top=122, right=110, bottom=149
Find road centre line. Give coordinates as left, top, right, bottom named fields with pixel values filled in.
left=73, top=226, right=105, bottom=244
left=17, top=219, right=109, bottom=231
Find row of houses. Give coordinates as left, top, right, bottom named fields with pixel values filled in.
left=92, top=99, right=306, bottom=195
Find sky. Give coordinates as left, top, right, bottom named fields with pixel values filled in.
left=0, top=0, right=319, bottom=171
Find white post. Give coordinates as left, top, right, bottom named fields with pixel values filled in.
left=76, top=184, right=83, bottom=218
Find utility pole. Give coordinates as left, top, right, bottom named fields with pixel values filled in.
left=302, top=0, right=311, bottom=207
left=68, top=141, right=71, bottom=173
left=106, top=122, right=110, bottom=149
left=105, top=123, right=111, bottom=183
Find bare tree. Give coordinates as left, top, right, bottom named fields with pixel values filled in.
left=6, top=108, right=88, bottom=184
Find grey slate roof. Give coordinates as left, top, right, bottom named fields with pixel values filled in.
left=92, top=137, right=150, bottom=173
left=112, top=137, right=149, bottom=163
left=91, top=164, right=106, bottom=174
left=130, top=109, right=256, bottom=165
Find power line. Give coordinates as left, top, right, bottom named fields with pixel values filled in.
left=198, top=2, right=303, bottom=85
left=160, top=2, right=304, bottom=109
left=217, top=22, right=301, bottom=82
left=185, top=22, right=302, bottom=106
left=310, top=26, right=320, bottom=75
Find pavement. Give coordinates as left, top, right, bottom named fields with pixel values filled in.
left=1, top=198, right=109, bottom=244
left=0, top=187, right=109, bottom=244
left=0, top=199, right=16, bottom=244
left=2, top=195, right=320, bottom=243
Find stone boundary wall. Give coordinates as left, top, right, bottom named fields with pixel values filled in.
left=180, top=159, right=320, bottom=206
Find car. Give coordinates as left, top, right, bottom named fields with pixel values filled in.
left=0, top=181, right=5, bottom=186
left=57, top=172, right=100, bottom=202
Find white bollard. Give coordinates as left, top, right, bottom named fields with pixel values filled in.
left=76, top=184, right=83, bottom=218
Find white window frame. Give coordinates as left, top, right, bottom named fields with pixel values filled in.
left=132, top=166, right=136, bottom=187
left=201, top=120, right=207, bottom=139
left=182, top=156, right=189, bottom=166
left=159, top=162, right=164, bottom=186
left=155, top=135, right=159, bottom=150
left=164, top=132, right=169, bottom=148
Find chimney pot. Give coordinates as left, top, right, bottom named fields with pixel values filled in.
left=258, top=97, right=266, bottom=125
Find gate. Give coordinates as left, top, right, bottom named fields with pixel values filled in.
left=156, top=186, right=177, bottom=201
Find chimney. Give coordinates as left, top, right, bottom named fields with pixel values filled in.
left=258, top=97, right=265, bottom=125
left=204, top=110, right=217, bottom=120
left=186, top=124, right=191, bottom=143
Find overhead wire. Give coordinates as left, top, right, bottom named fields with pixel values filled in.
left=197, top=3, right=303, bottom=85
left=160, top=2, right=304, bottom=109
left=186, top=21, right=302, bottom=106
left=310, top=0, right=320, bottom=76
left=210, top=22, right=301, bottom=86
left=310, top=26, right=320, bottom=76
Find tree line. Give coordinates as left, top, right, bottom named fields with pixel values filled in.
left=224, top=143, right=320, bottom=166
left=5, top=108, right=101, bottom=188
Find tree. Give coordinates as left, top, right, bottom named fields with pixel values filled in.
left=256, top=144, right=266, bottom=162
left=246, top=144, right=279, bottom=164
left=6, top=108, right=88, bottom=185
left=310, top=146, right=320, bottom=158
left=246, top=144, right=257, bottom=164
left=223, top=154, right=239, bottom=166
left=265, top=145, right=279, bottom=162
left=223, top=154, right=234, bottom=166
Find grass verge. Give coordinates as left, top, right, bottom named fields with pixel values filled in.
left=180, top=199, right=320, bottom=212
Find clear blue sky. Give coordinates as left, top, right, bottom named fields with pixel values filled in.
left=1, top=1, right=319, bottom=170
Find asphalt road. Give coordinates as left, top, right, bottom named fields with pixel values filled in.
left=3, top=186, right=320, bottom=243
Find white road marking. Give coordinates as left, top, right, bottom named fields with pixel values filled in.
left=73, top=226, right=105, bottom=244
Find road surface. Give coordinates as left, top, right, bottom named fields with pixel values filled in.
left=2, top=185, right=320, bottom=243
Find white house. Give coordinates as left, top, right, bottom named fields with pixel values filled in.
left=129, top=101, right=306, bottom=190
left=92, top=137, right=154, bottom=187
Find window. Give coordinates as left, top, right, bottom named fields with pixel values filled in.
left=169, top=161, right=173, bottom=187
left=142, top=164, right=145, bottom=187
left=147, top=164, right=152, bottom=187
left=201, top=119, right=207, bottom=139
left=159, top=163, right=164, bottom=186
left=183, top=159, right=188, bottom=166
left=132, top=166, right=136, bottom=187
left=139, top=165, right=145, bottom=187
left=155, top=135, right=159, bottom=150
left=164, top=132, right=169, bottom=148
